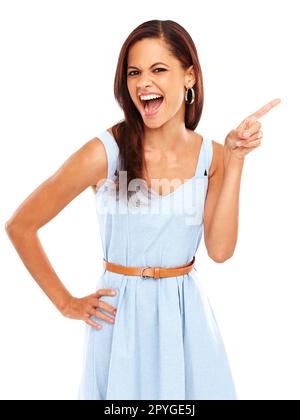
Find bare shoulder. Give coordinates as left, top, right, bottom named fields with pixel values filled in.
left=90, top=127, right=117, bottom=192
left=92, top=127, right=115, bottom=155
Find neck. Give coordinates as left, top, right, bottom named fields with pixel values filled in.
left=143, top=123, right=191, bottom=152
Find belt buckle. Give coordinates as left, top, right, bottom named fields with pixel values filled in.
left=140, top=266, right=152, bottom=279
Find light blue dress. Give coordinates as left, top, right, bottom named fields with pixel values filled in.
left=77, top=129, right=237, bottom=400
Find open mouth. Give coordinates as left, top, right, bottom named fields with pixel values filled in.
left=140, top=96, right=164, bottom=116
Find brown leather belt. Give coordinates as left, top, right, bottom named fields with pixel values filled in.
left=103, top=256, right=196, bottom=279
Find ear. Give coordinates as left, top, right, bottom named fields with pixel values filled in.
left=184, top=65, right=196, bottom=87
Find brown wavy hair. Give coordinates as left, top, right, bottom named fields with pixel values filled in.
left=110, top=19, right=204, bottom=197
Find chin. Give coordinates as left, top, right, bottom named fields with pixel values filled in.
left=143, top=117, right=166, bottom=129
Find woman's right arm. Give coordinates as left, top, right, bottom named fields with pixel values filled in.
left=5, top=136, right=116, bottom=329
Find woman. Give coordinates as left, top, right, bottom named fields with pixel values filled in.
left=5, top=19, right=280, bottom=400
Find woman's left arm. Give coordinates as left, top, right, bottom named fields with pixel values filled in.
left=204, top=98, right=281, bottom=262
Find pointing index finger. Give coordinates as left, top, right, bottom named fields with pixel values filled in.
left=250, top=98, right=281, bottom=120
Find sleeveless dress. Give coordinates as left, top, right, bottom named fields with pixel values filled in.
left=77, top=129, right=237, bottom=400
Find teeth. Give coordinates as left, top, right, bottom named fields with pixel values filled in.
left=140, top=94, right=163, bottom=101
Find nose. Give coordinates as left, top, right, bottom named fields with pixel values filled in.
left=136, top=73, right=153, bottom=89
left=137, top=80, right=152, bottom=90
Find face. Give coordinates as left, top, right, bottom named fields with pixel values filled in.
left=127, top=38, right=195, bottom=127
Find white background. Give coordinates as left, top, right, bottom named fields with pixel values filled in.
left=1, top=0, right=299, bottom=400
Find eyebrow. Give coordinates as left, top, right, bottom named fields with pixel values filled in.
left=127, top=62, right=170, bottom=70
